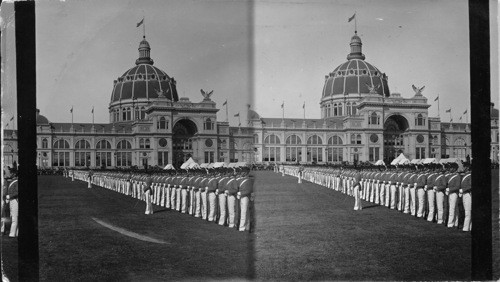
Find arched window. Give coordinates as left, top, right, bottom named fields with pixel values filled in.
left=346, top=102, right=351, bottom=116
left=253, top=134, right=259, bottom=144
left=96, top=140, right=112, bottom=149
left=126, top=107, right=132, bottom=120
left=332, top=103, right=337, bottom=116
left=286, top=135, right=302, bottom=145
left=145, top=139, right=151, bottom=148
left=307, top=135, right=322, bottom=145
left=53, top=139, right=70, bottom=149
left=158, top=117, right=167, bottom=130
left=135, top=107, right=139, bottom=120
left=369, top=112, right=379, bottom=125
left=42, top=138, right=48, bottom=149
left=350, top=134, right=362, bottom=145
left=445, top=137, right=450, bottom=146
left=204, top=118, right=214, bottom=131
left=327, top=135, right=343, bottom=162
left=351, top=103, right=357, bottom=115
left=264, top=134, right=280, bottom=144
left=328, top=136, right=343, bottom=145
left=140, top=107, right=146, bottom=120
left=337, top=103, right=343, bottom=116
left=117, top=140, right=132, bottom=149
left=75, top=140, right=91, bottom=149
left=306, top=135, right=323, bottom=163
left=285, top=135, right=302, bottom=162
left=454, top=138, right=466, bottom=146
left=327, top=104, right=331, bottom=117
left=416, top=113, right=425, bottom=126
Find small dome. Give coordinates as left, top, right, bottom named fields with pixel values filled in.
left=322, top=33, right=389, bottom=97
left=322, top=59, right=390, bottom=97
left=36, top=109, right=49, bottom=124
left=110, top=38, right=179, bottom=103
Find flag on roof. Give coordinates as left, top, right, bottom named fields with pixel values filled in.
left=445, top=108, right=451, bottom=113
left=434, top=96, right=439, bottom=101
left=348, top=13, right=356, bottom=22
left=234, top=113, right=239, bottom=117
left=222, top=100, right=227, bottom=106
left=137, top=18, right=144, bottom=27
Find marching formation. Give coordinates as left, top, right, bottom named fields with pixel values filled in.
left=282, top=162, right=472, bottom=232
left=69, top=168, right=255, bottom=232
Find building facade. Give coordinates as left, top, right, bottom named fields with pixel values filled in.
left=3, top=32, right=498, bottom=168
left=247, top=32, right=494, bottom=165
left=32, top=36, right=253, bottom=169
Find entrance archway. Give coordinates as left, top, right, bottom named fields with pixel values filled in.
left=172, top=119, right=198, bottom=169
left=383, top=115, right=409, bottom=164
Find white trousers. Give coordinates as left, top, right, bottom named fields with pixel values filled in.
left=145, top=190, right=153, bottom=215
left=208, top=192, right=217, bottom=221
left=390, top=185, right=397, bottom=209
left=201, top=191, right=208, bottom=220
left=9, top=199, right=18, bottom=237
left=239, top=196, right=250, bottom=231
left=353, top=185, right=362, bottom=210
left=404, top=185, right=411, bottom=213
left=195, top=190, right=202, bottom=218
left=218, top=194, right=227, bottom=225
left=409, top=186, right=416, bottom=216
left=436, top=191, right=445, bottom=224
left=426, top=190, right=436, bottom=222
left=417, top=188, right=426, bottom=217
left=462, top=192, right=472, bottom=231
left=447, top=192, right=459, bottom=227
left=181, top=189, right=188, bottom=213
left=228, top=195, right=237, bottom=228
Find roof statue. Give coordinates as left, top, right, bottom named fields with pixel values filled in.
left=200, top=89, right=214, bottom=101
left=155, top=88, right=169, bottom=99
left=365, top=82, right=380, bottom=94
left=412, top=84, right=425, bottom=96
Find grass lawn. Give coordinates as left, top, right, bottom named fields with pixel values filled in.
left=1, top=170, right=498, bottom=280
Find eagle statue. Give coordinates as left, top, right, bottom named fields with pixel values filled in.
left=200, top=89, right=214, bottom=100
left=412, top=85, right=425, bottom=95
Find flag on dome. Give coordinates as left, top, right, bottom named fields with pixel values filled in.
left=222, top=100, right=227, bottom=106
left=463, top=109, right=467, bottom=114
left=9, top=116, right=13, bottom=121
left=91, top=106, right=94, bottom=114
left=70, top=107, right=73, bottom=113
left=348, top=13, right=356, bottom=22
left=281, top=102, right=284, bottom=109
left=434, top=96, right=439, bottom=101
left=303, top=102, right=305, bottom=109
left=445, top=108, right=451, bottom=113
left=234, top=113, right=239, bottom=117
left=137, top=18, right=144, bottom=27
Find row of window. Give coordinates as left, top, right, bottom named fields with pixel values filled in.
left=324, top=102, right=358, bottom=117
left=263, top=147, right=345, bottom=163
left=260, top=134, right=344, bottom=145
left=46, top=139, right=152, bottom=150
left=330, top=69, right=382, bottom=77
left=112, top=107, right=147, bottom=122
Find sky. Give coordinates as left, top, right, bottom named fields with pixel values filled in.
left=1, top=0, right=499, bottom=128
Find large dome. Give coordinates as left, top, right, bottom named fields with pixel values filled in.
left=36, top=109, right=49, bottom=125
left=110, top=38, right=179, bottom=103
left=322, top=34, right=390, bottom=97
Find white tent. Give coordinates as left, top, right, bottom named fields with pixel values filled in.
left=391, top=153, right=407, bottom=165
left=213, top=162, right=226, bottom=168
left=237, top=161, right=248, bottom=167
left=410, top=159, right=422, bottom=164
left=439, top=158, right=449, bottom=164
left=374, top=160, right=385, bottom=166
left=188, top=162, right=200, bottom=169
left=207, top=163, right=215, bottom=169
left=163, top=164, right=175, bottom=170
left=180, top=157, right=197, bottom=169
left=397, top=158, right=411, bottom=165
left=423, top=158, right=438, bottom=164
left=200, top=163, right=209, bottom=168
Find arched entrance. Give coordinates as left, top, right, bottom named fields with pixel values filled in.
left=172, top=119, right=198, bottom=169
left=383, top=114, right=409, bottom=164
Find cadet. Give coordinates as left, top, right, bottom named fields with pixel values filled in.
left=460, top=165, right=471, bottom=231
left=238, top=171, right=255, bottom=232
left=446, top=163, right=461, bottom=228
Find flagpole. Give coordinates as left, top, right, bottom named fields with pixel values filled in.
left=92, top=106, right=95, bottom=124
left=354, top=11, right=357, bottom=34
left=143, top=15, right=146, bottom=38
left=226, top=101, right=228, bottom=122
left=437, top=94, right=440, bottom=118
left=449, top=109, right=452, bottom=123
left=303, top=102, right=306, bottom=120
left=71, top=106, right=74, bottom=124
left=282, top=101, right=284, bottom=120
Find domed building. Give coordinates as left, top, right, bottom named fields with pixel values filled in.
left=31, top=36, right=254, bottom=169
left=246, top=32, right=477, bottom=164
